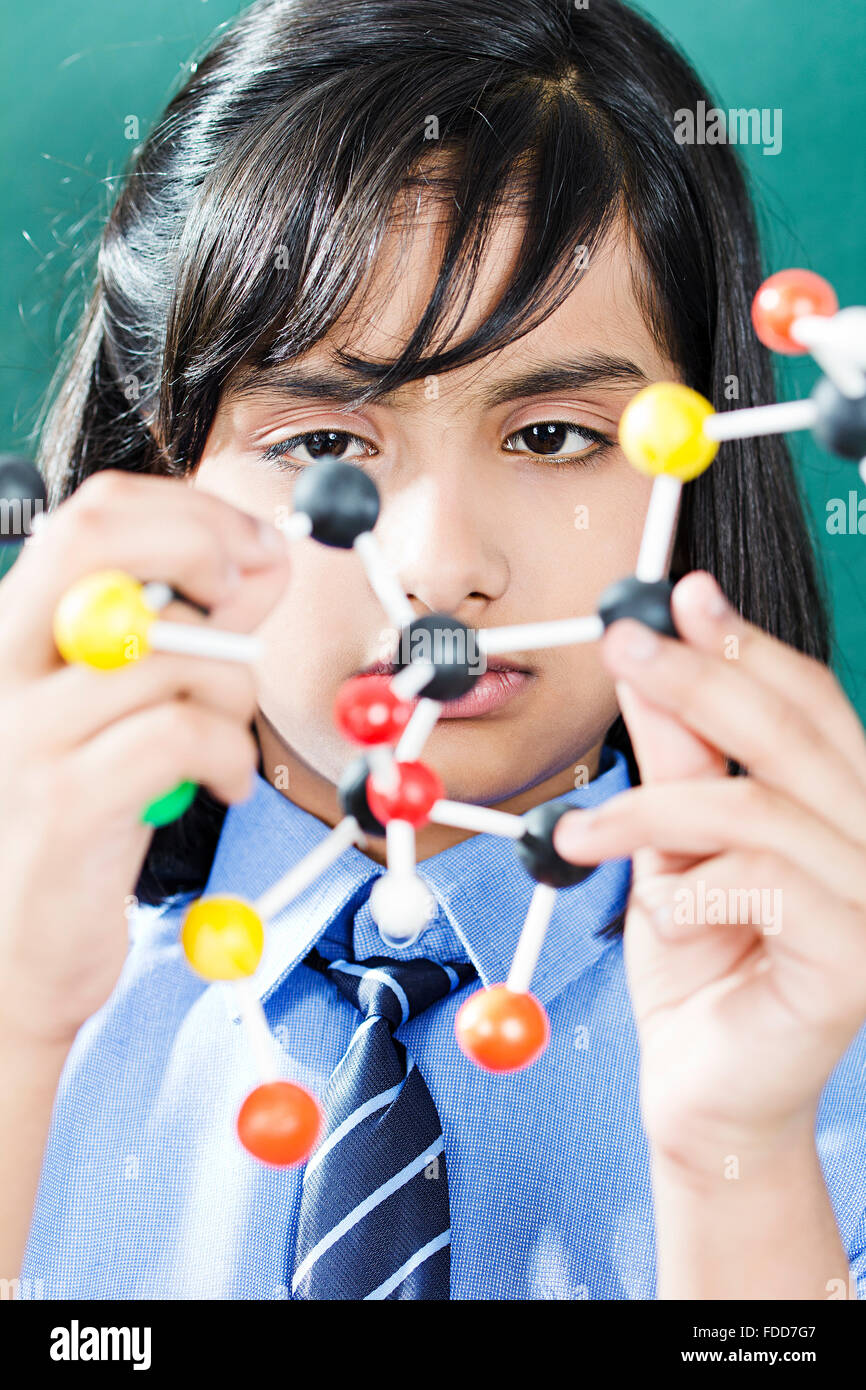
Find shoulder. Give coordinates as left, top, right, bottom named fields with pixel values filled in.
left=61, top=892, right=203, bottom=1070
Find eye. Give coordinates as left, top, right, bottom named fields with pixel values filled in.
left=503, top=420, right=614, bottom=465
left=259, top=429, right=376, bottom=470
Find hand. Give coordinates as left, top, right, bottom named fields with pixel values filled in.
left=0, top=471, right=290, bottom=1046
left=553, top=571, right=866, bottom=1173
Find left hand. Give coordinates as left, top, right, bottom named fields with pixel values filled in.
left=553, top=571, right=866, bottom=1171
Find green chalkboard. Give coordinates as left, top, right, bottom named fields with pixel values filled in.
left=2, top=0, right=864, bottom=713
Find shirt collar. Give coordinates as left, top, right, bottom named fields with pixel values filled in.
left=205, top=745, right=632, bottom=1019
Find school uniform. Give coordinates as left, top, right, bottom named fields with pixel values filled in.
left=19, top=747, right=866, bottom=1299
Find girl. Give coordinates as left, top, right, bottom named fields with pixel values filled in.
left=2, top=0, right=865, bottom=1300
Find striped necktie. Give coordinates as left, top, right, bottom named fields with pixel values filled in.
left=291, top=946, right=477, bottom=1300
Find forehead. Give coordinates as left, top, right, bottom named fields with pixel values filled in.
left=324, top=193, right=673, bottom=386
left=222, top=188, right=677, bottom=411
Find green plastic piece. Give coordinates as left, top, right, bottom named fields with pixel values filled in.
left=141, top=780, right=198, bottom=827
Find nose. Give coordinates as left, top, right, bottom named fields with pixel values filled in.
left=376, top=461, right=509, bottom=623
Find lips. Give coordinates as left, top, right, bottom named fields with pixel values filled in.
left=350, top=654, right=535, bottom=718
left=354, top=657, right=533, bottom=678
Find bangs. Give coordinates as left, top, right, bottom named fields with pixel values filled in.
left=159, top=69, right=627, bottom=463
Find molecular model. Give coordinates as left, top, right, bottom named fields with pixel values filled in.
left=3, top=268, right=864, bottom=1169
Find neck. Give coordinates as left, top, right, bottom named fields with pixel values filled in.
left=254, top=710, right=603, bottom=866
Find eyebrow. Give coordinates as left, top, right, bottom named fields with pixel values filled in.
left=223, top=353, right=651, bottom=411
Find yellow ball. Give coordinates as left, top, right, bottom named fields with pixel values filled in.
left=618, top=382, right=719, bottom=481
left=53, top=569, right=154, bottom=669
left=181, top=896, right=265, bottom=981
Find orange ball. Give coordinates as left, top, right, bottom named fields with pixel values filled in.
left=751, top=269, right=838, bottom=355
left=455, top=984, right=549, bottom=1072
left=236, top=1081, right=322, bottom=1166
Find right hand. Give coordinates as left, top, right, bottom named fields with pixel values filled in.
left=0, top=469, right=290, bottom=1047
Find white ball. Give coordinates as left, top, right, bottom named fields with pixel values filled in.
left=369, top=873, right=435, bottom=947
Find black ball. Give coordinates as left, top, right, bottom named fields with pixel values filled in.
left=0, top=456, right=47, bottom=544
left=597, top=575, right=677, bottom=638
left=810, top=376, right=866, bottom=461
left=393, top=613, right=485, bottom=701
left=515, top=800, right=594, bottom=888
left=337, top=754, right=387, bottom=837
left=292, top=459, right=380, bottom=547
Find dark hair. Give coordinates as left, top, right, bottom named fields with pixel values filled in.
left=33, top=0, right=830, bottom=912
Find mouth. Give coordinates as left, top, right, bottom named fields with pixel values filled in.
left=352, top=654, right=536, bottom=719
left=355, top=655, right=533, bottom=676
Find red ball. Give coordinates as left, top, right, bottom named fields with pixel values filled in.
left=333, top=675, right=413, bottom=746
left=751, top=269, right=838, bottom=355
left=236, top=1080, right=322, bottom=1166
left=455, top=984, right=549, bottom=1072
left=365, top=759, right=445, bottom=828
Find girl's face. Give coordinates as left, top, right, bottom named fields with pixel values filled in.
left=192, top=199, right=679, bottom=854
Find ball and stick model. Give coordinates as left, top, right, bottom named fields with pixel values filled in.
left=2, top=268, right=863, bottom=1167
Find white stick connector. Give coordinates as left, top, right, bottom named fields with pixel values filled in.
left=790, top=313, right=866, bottom=399
left=793, top=306, right=866, bottom=361
left=149, top=621, right=263, bottom=666
left=390, top=658, right=435, bottom=701
left=385, top=819, right=416, bottom=877
left=279, top=511, right=314, bottom=542
left=353, top=530, right=415, bottom=628
left=702, top=398, right=818, bottom=442
left=428, top=799, right=526, bottom=839
left=367, top=745, right=399, bottom=794
left=506, top=882, right=558, bottom=994
left=254, top=814, right=362, bottom=922
left=395, top=697, right=443, bottom=761
left=232, top=978, right=281, bottom=1083
left=635, top=474, right=682, bottom=584
left=141, top=581, right=175, bottom=613
left=479, top=614, right=603, bottom=656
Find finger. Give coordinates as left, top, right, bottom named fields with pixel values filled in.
left=627, top=849, right=866, bottom=1040
left=8, top=564, right=289, bottom=752
left=553, top=776, right=866, bottom=907
left=672, top=571, right=866, bottom=774
left=622, top=861, right=759, bottom=1020
left=614, top=677, right=725, bottom=784
left=63, top=699, right=260, bottom=812
left=18, top=651, right=259, bottom=752
left=600, top=619, right=866, bottom=841
left=609, top=674, right=726, bottom=880
left=0, top=471, right=290, bottom=679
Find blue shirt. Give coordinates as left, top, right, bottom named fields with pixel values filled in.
left=20, top=746, right=866, bottom=1299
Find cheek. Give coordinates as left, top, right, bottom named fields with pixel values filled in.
left=518, top=462, right=654, bottom=607
left=254, top=545, right=383, bottom=705
left=543, top=639, right=619, bottom=727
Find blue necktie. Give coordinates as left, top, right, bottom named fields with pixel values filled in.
left=290, top=945, right=477, bottom=1300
